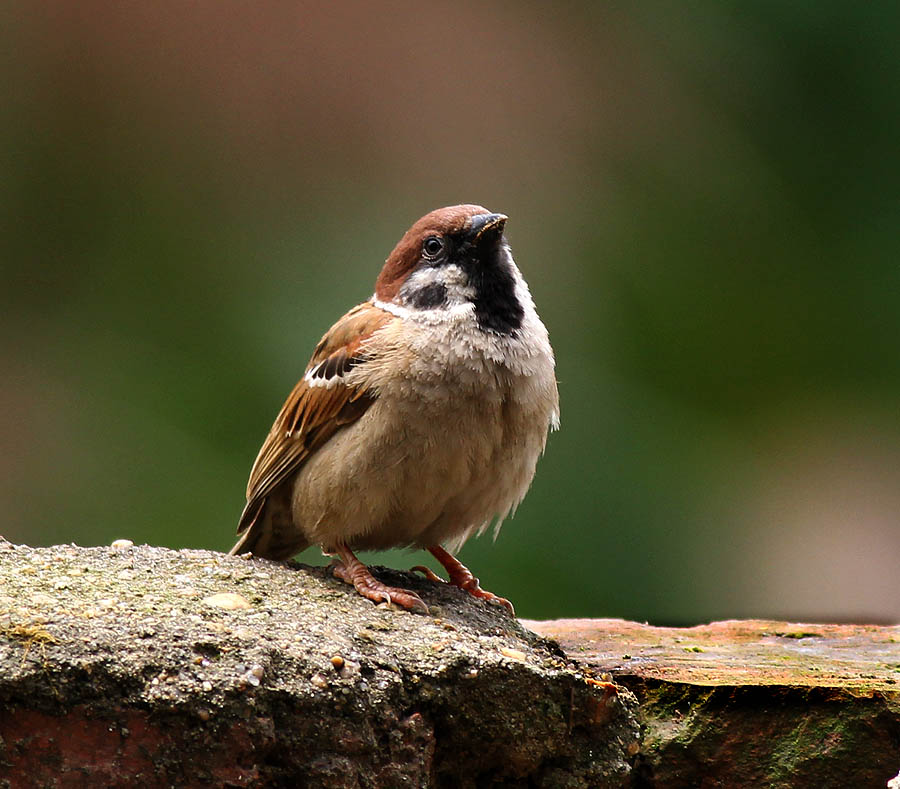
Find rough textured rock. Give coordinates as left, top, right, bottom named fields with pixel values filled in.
left=526, top=618, right=900, bottom=789
left=5, top=540, right=897, bottom=788
left=0, top=541, right=639, bottom=788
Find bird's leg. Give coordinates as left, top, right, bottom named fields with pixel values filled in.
left=331, top=543, right=429, bottom=614
left=412, top=546, right=515, bottom=616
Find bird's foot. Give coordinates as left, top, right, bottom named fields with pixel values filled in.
left=413, top=547, right=515, bottom=616
left=409, top=565, right=445, bottom=583
left=331, top=547, right=428, bottom=614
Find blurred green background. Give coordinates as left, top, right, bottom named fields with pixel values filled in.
left=2, top=2, right=898, bottom=624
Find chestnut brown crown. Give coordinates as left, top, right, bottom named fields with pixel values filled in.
left=374, top=204, right=503, bottom=301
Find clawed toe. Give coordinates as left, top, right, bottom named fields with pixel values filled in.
left=410, top=565, right=446, bottom=584
left=425, top=546, right=516, bottom=616
left=475, top=590, right=515, bottom=616
left=457, top=577, right=515, bottom=615
left=411, top=550, right=516, bottom=616
left=328, top=543, right=513, bottom=616
left=331, top=550, right=429, bottom=614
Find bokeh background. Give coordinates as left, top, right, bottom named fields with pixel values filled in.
left=3, top=2, right=898, bottom=624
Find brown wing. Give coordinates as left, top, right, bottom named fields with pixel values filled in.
left=236, top=302, right=393, bottom=535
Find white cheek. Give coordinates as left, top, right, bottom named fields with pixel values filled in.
left=399, top=264, right=475, bottom=307
left=442, top=265, right=477, bottom=306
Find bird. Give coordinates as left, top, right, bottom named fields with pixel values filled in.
left=229, top=204, right=559, bottom=615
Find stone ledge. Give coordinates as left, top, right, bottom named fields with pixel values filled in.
left=4, top=539, right=898, bottom=788
left=527, top=618, right=900, bottom=788
left=0, top=541, right=637, bottom=788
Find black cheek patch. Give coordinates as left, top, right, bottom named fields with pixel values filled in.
left=408, top=282, right=448, bottom=310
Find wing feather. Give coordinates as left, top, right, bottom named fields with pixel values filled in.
left=237, top=303, right=393, bottom=534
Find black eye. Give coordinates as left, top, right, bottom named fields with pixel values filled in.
left=422, top=236, right=444, bottom=258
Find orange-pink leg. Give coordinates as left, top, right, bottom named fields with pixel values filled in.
left=331, top=543, right=428, bottom=614
left=412, top=546, right=515, bottom=616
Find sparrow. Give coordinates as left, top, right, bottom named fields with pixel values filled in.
left=230, top=205, right=559, bottom=615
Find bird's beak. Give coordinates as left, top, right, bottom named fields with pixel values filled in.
left=467, top=212, right=508, bottom=244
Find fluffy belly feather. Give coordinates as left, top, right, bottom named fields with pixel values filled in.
left=290, top=379, right=551, bottom=552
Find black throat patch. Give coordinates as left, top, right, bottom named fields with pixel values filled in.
left=466, top=246, right=524, bottom=335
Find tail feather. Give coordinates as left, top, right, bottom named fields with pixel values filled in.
left=228, top=496, right=309, bottom=560
left=229, top=500, right=265, bottom=556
